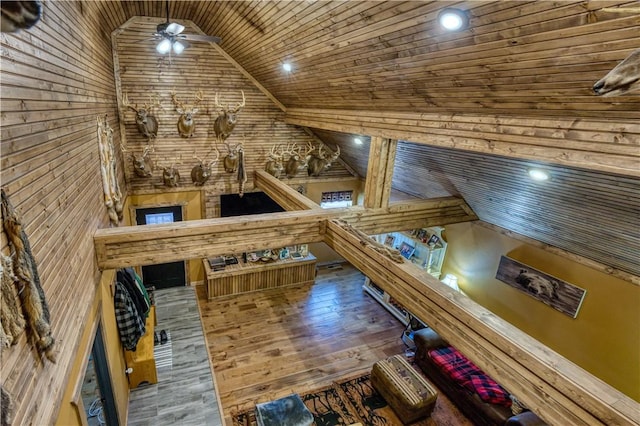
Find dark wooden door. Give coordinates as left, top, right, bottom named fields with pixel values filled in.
left=135, top=205, right=186, bottom=289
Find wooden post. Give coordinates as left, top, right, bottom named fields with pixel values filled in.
left=364, top=137, right=397, bottom=208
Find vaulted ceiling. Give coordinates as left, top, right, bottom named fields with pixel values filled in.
left=94, top=0, right=639, bottom=117
left=90, top=1, right=639, bottom=277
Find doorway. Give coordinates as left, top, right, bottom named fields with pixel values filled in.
left=81, top=324, right=119, bottom=425
left=135, top=205, right=186, bottom=289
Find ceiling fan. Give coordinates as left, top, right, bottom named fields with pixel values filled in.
left=154, top=0, right=221, bottom=55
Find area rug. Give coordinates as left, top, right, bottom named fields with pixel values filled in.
left=153, top=330, right=172, bottom=372
left=231, top=372, right=472, bottom=426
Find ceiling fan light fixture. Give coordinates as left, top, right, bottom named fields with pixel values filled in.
left=166, top=22, right=184, bottom=35
left=172, top=40, right=186, bottom=54
left=156, top=38, right=172, bottom=54
left=438, top=8, right=469, bottom=31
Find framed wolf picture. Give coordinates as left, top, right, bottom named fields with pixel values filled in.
left=495, top=256, right=586, bottom=318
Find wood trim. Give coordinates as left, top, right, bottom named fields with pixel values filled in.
left=323, top=220, right=638, bottom=426
left=285, top=108, right=640, bottom=177
left=190, top=22, right=286, bottom=112
left=70, top=306, right=102, bottom=408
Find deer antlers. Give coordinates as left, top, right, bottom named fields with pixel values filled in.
left=193, top=148, right=220, bottom=167
left=214, top=90, right=245, bottom=112
left=170, top=90, right=203, bottom=114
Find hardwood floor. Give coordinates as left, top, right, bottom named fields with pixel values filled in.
left=196, top=263, right=408, bottom=424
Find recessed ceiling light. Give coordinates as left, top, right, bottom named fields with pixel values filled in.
left=282, top=62, right=292, bottom=72
left=354, top=137, right=362, bottom=145
left=528, top=168, right=549, bottom=181
left=438, top=8, right=469, bottom=31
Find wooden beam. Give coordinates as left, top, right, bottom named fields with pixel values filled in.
left=254, top=169, right=321, bottom=211
left=324, top=220, right=639, bottom=426
left=93, top=209, right=332, bottom=269
left=342, top=197, right=478, bottom=235
left=364, top=136, right=397, bottom=208
left=285, top=108, right=640, bottom=177
left=93, top=197, right=477, bottom=269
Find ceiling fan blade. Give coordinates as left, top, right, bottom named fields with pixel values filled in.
left=182, top=34, right=222, bottom=44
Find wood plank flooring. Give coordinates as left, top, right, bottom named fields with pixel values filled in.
left=197, top=263, right=408, bottom=424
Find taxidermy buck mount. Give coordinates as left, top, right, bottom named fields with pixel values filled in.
left=191, top=149, right=220, bottom=186
left=306, top=142, right=341, bottom=177
left=171, top=90, right=204, bottom=138
left=284, top=143, right=312, bottom=178
left=593, top=48, right=640, bottom=97
left=265, top=145, right=285, bottom=178
left=213, top=90, right=245, bottom=141
left=121, top=93, right=160, bottom=141
left=158, top=162, right=180, bottom=187
left=222, top=141, right=243, bottom=173
left=121, top=144, right=154, bottom=178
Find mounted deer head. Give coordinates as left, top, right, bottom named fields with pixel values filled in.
left=593, top=49, right=640, bottom=97
left=284, top=143, right=312, bottom=178
left=307, top=143, right=340, bottom=177
left=265, top=145, right=284, bottom=178
left=122, top=92, right=159, bottom=141
left=0, top=0, right=42, bottom=33
left=171, top=90, right=204, bottom=138
left=191, top=150, right=220, bottom=186
left=213, top=90, right=245, bottom=141
left=158, top=163, right=180, bottom=187
left=222, top=142, right=243, bottom=173
left=121, top=144, right=154, bottom=178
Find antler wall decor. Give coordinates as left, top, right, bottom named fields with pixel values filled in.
left=191, top=149, right=220, bottom=186
left=306, top=142, right=341, bottom=177
left=122, top=92, right=160, bottom=141
left=213, top=90, right=245, bottom=141
left=121, top=144, right=154, bottom=178
left=265, top=145, right=285, bottom=178
left=171, top=90, right=204, bottom=138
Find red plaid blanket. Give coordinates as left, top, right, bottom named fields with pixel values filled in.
left=428, top=346, right=482, bottom=390
left=429, top=346, right=512, bottom=407
left=470, top=374, right=512, bottom=406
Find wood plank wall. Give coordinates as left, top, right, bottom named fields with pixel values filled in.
left=113, top=17, right=353, bottom=204
left=0, top=2, right=122, bottom=424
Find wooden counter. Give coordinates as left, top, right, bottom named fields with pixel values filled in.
left=203, top=254, right=317, bottom=299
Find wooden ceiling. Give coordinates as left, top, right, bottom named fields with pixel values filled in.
left=94, top=0, right=640, bottom=117
left=90, top=1, right=639, bottom=277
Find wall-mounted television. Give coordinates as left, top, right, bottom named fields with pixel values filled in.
left=220, top=192, right=285, bottom=217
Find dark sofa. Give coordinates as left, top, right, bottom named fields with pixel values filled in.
left=413, top=327, right=546, bottom=426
